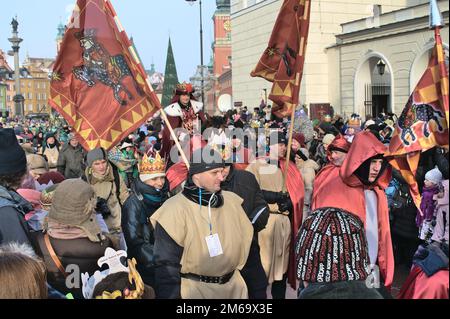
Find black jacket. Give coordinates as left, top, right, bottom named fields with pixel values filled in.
left=122, top=178, right=169, bottom=287
left=221, top=167, right=269, bottom=298
left=0, top=186, right=32, bottom=246
left=31, top=233, right=113, bottom=299
left=221, top=167, right=269, bottom=233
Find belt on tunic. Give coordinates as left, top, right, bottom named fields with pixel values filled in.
left=181, top=270, right=235, bottom=284
left=270, top=210, right=289, bottom=216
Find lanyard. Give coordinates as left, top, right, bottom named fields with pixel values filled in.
left=198, top=188, right=214, bottom=236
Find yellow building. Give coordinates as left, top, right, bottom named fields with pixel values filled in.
left=21, top=56, right=53, bottom=115
left=6, top=56, right=54, bottom=117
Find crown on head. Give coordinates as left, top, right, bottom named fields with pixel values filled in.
left=348, top=116, right=361, bottom=127
left=139, top=152, right=165, bottom=175
left=81, top=248, right=145, bottom=299
left=211, top=142, right=233, bottom=162
left=176, top=82, right=194, bottom=94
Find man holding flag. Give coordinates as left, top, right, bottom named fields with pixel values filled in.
left=249, top=0, right=312, bottom=295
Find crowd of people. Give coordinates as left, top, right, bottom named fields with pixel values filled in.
left=0, top=82, right=448, bottom=299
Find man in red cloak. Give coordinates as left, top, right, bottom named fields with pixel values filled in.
left=312, top=134, right=351, bottom=208
left=161, top=82, right=207, bottom=162
left=312, top=131, right=395, bottom=292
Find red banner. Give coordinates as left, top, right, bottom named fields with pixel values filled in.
left=49, top=0, right=161, bottom=151
left=251, top=0, right=311, bottom=118
left=386, top=28, right=449, bottom=209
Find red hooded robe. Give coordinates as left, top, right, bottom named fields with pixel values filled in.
left=312, top=131, right=394, bottom=289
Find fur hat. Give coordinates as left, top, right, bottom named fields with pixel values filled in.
left=296, top=207, right=371, bottom=283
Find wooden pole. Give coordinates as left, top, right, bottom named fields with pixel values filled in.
left=158, top=104, right=191, bottom=168
left=282, top=104, right=297, bottom=191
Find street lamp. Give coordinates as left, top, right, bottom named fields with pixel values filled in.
left=377, top=59, right=386, bottom=76
left=8, top=17, right=25, bottom=117
left=186, top=0, right=205, bottom=105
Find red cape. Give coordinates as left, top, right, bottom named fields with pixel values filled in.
left=398, top=266, right=449, bottom=299
left=279, top=158, right=305, bottom=290
left=312, top=131, right=395, bottom=289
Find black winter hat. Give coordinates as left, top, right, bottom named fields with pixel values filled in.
left=0, top=128, right=27, bottom=175
left=189, top=146, right=224, bottom=177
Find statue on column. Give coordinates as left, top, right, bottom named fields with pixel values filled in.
left=11, top=18, right=19, bottom=33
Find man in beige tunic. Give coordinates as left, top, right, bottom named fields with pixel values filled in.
left=246, top=132, right=296, bottom=299
left=151, top=146, right=253, bottom=299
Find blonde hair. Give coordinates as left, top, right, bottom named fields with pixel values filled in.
left=0, top=243, right=48, bottom=299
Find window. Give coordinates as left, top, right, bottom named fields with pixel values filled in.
left=42, top=83, right=46, bottom=89
left=28, top=104, right=33, bottom=111
left=42, top=93, right=47, bottom=100
left=28, top=92, right=33, bottom=99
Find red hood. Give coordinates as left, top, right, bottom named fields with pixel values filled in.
left=340, top=131, right=392, bottom=189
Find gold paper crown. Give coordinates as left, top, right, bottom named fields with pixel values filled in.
left=348, top=117, right=361, bottom=127
left=139, top=152, right=165, bottom=176
left=211, top=142, right=233, bottom=161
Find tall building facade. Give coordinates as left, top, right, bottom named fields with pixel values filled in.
left=204, top=0, right=232, bottom=114
left=231, top=0, right=441, bottom=118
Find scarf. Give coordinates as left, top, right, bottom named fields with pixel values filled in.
left=182, top=181, right=224, bottom=208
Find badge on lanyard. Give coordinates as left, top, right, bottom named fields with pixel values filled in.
left=205, top=234, right=223, bottom=258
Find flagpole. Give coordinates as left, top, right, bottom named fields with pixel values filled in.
left=282, top=104, right=296, bottom=191
left=105, top=0, right=190, bottom=168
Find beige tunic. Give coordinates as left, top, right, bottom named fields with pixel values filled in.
left=151, top=191, right=253, bottom=299
left=42, top=147, right=59, bottom=169
left=246, top=159, right=291, bottom=284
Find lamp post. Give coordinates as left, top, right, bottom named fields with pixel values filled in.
left=186, top=0, right=205, bottom=105
left=8, top=17, right=24, bottom=117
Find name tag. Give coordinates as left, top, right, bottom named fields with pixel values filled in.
left=205, top=234, right=223, bottom=258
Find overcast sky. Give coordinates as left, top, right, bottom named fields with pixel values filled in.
left=0, top=0, right=217, bottom=82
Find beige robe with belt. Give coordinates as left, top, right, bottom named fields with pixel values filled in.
left=246, top=159, right=291, bottom=284
left=151, top=191, right=253, bottom=299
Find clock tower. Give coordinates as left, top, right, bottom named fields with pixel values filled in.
left=212, top=0, right=231, bottom=77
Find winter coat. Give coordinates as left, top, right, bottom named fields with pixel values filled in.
left=84, top=164, right=129, bottom=233
left=221, top=167, right=269, bottom=297
left=31, top=232, right=113, bottom=299
left=56, top=144, right=86, bottom=179
left=312, top=131, right=394, bottom=289
left=122, top=178, right=169, bottom=286
left=388, top=169, right=419, bottom=240
left=432, top=179, right=449, bottom=244
left=0, top=185, right=33, bottom=246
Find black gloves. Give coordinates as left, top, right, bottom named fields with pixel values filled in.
left=261, top=190, right=293, bottom=213
left=277, top=193, right=293, bottom=213
left=96, top=197, right=111, bottom=219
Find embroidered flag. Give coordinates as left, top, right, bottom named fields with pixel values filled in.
left=386, top=28, right=449, bottom=210
left=49, top=0, right=160, bottom=151
left=251, top=0, right=311, bottom=118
